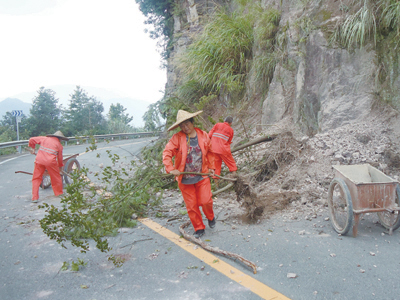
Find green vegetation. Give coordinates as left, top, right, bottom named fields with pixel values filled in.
left=252, top=7, right=282, bottom=92
left=0, top=112, right=29, bottom=155
left=293, top=16, right=316, bottom=44
left=108, top=103, right=133, bottom=125
left=23, top=0, right=400, bottom=269
left=331, top=0, right=400, bottom=50
left=105, top=103, right=134, bottom=134
left=154, top=2, right=281, bottom=129
left=332, top=0, right=377, bottom=49
left=381, top=0, right=400, bottom=40
left=178, top=4, right=280, bottom=96
left=142, top=102, right=164, bottom=131
left=27, top=87, right=62, bottom=136
left=135, top=0, right=174, bottom=60
left=39, top=138, right=170, bottom=266
left=63, top=86, right=107, bottom=137
left=329, top=0, right=400, bottom=108
left=177, top=9, right=254, bottom=96
left=61, top=258, right=87, bottom=272
left=135, top=0, right=282, bottom=129
left=0, top=85, right=140, bottom=154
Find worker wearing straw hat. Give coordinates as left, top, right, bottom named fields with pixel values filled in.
left=28, top=131, right=69, bottom=203
left=163, top=110, right=216, bottom=238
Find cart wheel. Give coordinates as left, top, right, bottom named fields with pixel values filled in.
left=328, top=178, right=353, bottom=235
left=40, top=174, right=51, bottom=189
left=63, top=158, right=81, bottom=185
left=377, top=185, right=400, bottom=231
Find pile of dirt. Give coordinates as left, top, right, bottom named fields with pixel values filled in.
left=232, top=132, right=302, bottom=220
left=223, top=112, right=400, bottom=223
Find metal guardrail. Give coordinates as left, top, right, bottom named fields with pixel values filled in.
left=0, top=132, right=162, bottom=150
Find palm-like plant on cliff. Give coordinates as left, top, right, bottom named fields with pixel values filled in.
left=334, top=0, right=378, bottom=49
left=332, top=0, right=400, bottom=49
left=381, top=0, right=400, bottom=38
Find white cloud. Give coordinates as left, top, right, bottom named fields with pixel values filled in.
left=0, top=0, right=166, bottom=103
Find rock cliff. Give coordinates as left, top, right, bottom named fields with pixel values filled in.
left=161, top=0, right=400, bottom=220
left=166, top=0, right=400, bottom=136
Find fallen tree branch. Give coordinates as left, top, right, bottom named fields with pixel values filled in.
left=15, top=171, right=33, bottom=175
left=167, top=215, right=183, bottom=222
left=231, top=134, right=278, bottom=153
left=179, top=220, right=258, bottom=274
left=120, top=238, right=153, bottom=249
left=212, top=182, right=234, bottom=196
left=164, top=172, right=237, bottom=182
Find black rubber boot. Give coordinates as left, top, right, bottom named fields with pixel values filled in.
left=208, top=217, right=216, bottom=228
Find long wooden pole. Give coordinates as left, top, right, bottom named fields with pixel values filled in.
left=179, top=220, right=257, bottom=274
left=231, top=134, right=277, bottom=153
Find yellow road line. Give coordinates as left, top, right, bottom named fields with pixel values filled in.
left=140, top=218, right=290, bottom=300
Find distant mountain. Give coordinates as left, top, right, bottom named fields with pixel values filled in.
left=1, top=85, right=157, bottom=127
left=0, top=98, right=31, bottom=118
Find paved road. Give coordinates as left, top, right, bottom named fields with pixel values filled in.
left=1, top=139, right=400, bottom=300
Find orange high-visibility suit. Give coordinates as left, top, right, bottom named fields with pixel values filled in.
left=208, top=122, right=237, bottom=175
left=163, top=128, right=215, bottom=231
left=29, top=136, right=64, bottom=201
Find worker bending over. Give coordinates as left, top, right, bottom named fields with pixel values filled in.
left=208, top=116, right=237, bottom=186
left=28, top=131, right=69, bottom=203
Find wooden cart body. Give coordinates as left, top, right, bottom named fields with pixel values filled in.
left=328, top=164, right=400, bottom=237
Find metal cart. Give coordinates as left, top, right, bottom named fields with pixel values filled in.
left=328, top=164, right=400, bottom=237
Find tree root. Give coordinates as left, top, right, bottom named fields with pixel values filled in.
left=179, top=220, right=258, bottom=274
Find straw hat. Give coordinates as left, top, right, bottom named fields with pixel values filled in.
left=167, top=110, right=203, bottom=131
left=46, top=130, right=69, bottom=141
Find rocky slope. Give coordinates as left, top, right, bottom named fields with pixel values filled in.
left=155, top=106, right=400, bottom=229
left=160, top=0, right=400, bottom=223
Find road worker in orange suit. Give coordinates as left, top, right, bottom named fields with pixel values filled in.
left=28, top=131, right=69, bottom=203
left=208, top=116, right=237, bottom=187
left=163, top=110, right=216, bottom=239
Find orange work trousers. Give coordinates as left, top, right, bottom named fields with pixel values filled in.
left=32, top=162, right=63, bottom=200
left=178, top=177, right=214, bottom=231
left=214, top=152, right=237, bottom=176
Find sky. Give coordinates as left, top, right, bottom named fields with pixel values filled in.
left=0, top=0, right=167, bottom=104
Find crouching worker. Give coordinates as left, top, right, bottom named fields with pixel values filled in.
left=28, top=131, right=69, bottom=203
left=163, top=110, right=216, bottom=238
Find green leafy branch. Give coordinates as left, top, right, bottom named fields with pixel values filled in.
left=39, top=137, right=171, bottom=266
left=61, top=258, right=87, bottom=272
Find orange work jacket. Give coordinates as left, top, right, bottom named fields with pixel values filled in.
left=28, top=136, right=64, bottom=168
left=208, top=122, right=234, bottom=155
left=163, top=128, right=215, bottom=183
